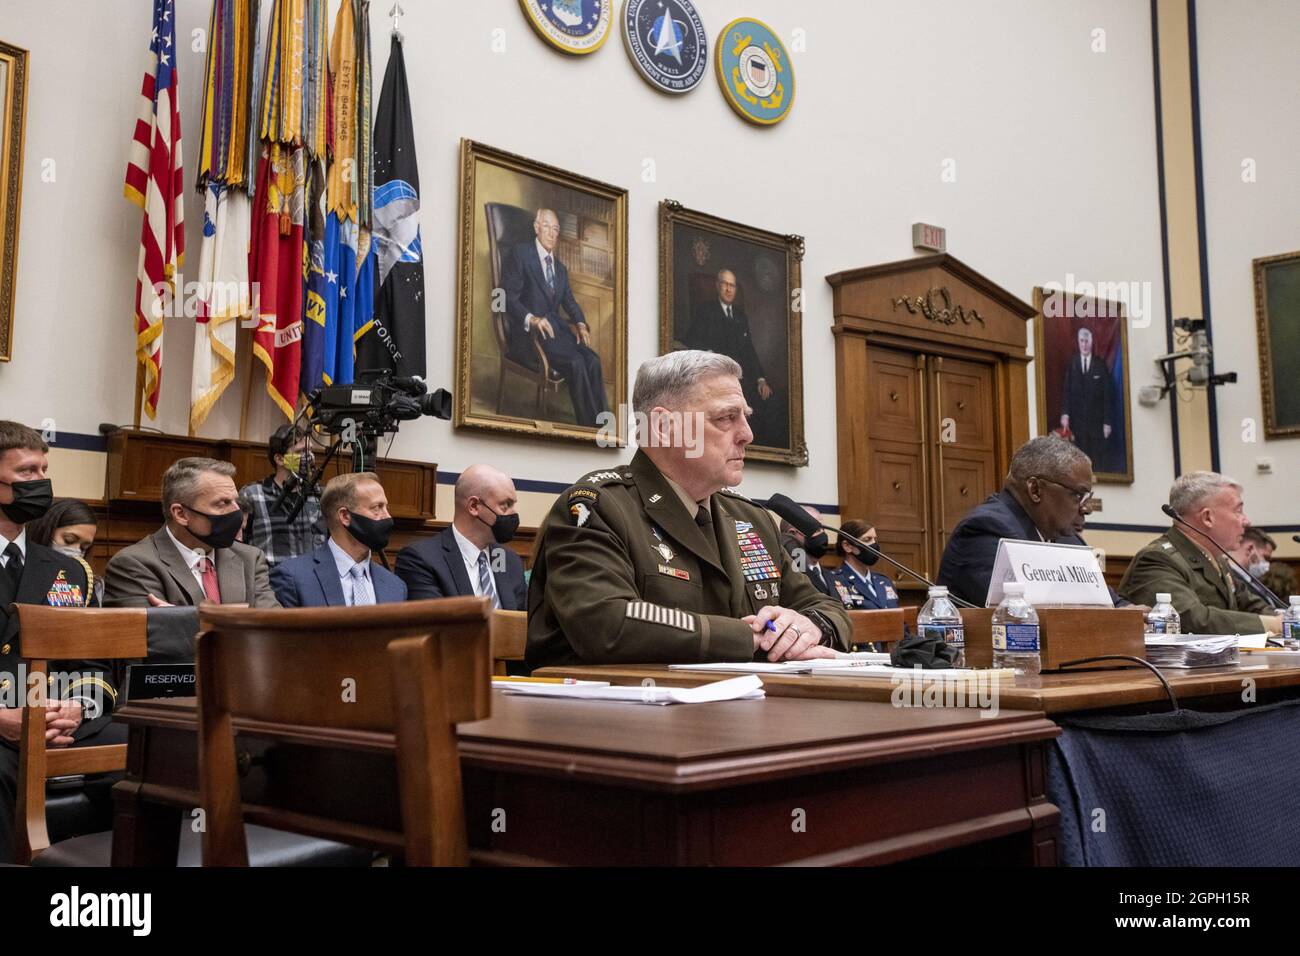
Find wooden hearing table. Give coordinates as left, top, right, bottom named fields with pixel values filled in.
left=110, top=692, right=1060, bottom=867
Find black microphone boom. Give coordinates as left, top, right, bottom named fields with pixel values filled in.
left=764, top=493, right=978, bottom=609
left=1161, top=504, right=1286, bottom=610
left=1294, top=534, right=1300, bottom=545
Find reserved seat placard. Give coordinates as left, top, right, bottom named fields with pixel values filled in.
left=985, top=538, right=1113, bottom=608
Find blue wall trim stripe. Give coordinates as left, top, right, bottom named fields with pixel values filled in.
left=49, top=431, right=108, bottom=453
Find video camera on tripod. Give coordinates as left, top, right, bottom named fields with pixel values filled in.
left=275, top=370, right=453, bottom=523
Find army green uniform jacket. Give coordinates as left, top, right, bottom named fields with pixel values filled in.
left=526, top=451, right=852, bottom=669
left=1119, top=526, right=1271, bottom=634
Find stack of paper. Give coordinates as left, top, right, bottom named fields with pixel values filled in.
left=500, top=674, right=765, bottom=705
left=667, top=653, right=894, bottom=675
left=1144, top=635, right=1240, bottom=668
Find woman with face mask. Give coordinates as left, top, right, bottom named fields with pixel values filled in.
left=26, top=499, right=102, bottom=606
left=828, top=518, right=901, bottom=613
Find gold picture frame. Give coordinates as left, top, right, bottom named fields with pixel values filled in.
left=454, top=139, right=628, bottom=445
left=658, top=200, right=807, bottom=466
left=1253, top=250, right=1300, bottom=438
left=1032, top=286, right=1134, bottom=484
left=0, top=41, right=29, bottom=363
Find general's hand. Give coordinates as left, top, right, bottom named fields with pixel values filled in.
left=574, top=322, right=591, bottom=347
left=147, top=593, right=174, bottom=608
left=0, top=707, right=20, bottom=743
left=757, top=378, right=773, bottom=401
left=532, top=317, right=556, bottom=340
left=45, top=700, right=82, bottom=748
left=1103, top=424, right=1113, bottom=438
left=1262, top=614, right=1283, bottom=636
left=744, top=605, right=822, bottom=661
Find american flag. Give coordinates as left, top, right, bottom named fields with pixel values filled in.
left=125, top=0, right=185, bottom=420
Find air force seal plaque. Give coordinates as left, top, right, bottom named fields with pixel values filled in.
left=519, top=0, right=613, bottom=55
left=621, top=0, right=708, bottom=94
left=715, top=17, right=795, bottom=126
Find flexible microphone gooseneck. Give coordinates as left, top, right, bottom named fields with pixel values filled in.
left=765, top=493, right=979, bottom=609
left=1161, top=503, right=1286, bottom=610
left=1293, top=534, right=1300, bottom=546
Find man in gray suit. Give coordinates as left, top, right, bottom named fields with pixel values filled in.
left=104, top=457, right=280, bottom=609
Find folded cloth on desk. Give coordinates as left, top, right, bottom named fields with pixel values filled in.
left=667, top=653, right=893, bottom=675
left=501, top=674, right=765, bottom=705
left=1144, top=635, right=1239, bottom=668
left=890, top=628, right=961, bottom=669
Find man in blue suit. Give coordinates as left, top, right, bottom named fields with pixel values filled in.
left=394, top=464, right=527, bottom=609
left=270, top=472, right=407, bottom=607
left=937, top=437, right=1102, bottom=607
left=499, top=208, right=607, bottom=426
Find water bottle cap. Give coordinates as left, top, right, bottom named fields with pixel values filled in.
left=1155, top=592, right=1171, bottom=603
left=1003, top=583, right=1025, bottom=596
left=1291, top=595, right=1300, bottom=606
left=929, top=586, right=948, bottom=596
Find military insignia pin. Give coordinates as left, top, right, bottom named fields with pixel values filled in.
left=520, top=0, right=612, bottom=55
left=715, top=17, right=795, bottom=125
left=754, top=583, right=769, bottom=601
left=621, top=0, right=708, bottom=94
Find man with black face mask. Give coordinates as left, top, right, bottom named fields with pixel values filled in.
left=270, top=472, right=406, bottom=607
left=103, top=458, right=280, bottom=609
left=0, top=421, right=119, bottom=864
left=395, top=464, right=527, bottom=609
left=779, top=505, right=835, bottom=597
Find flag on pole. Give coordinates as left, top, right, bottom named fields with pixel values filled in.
left=190, top=0, right=257, bottom=431
left=298, top=0, right=330, bottom=397
left=358, top=33, right=425, bottom=378
left=125, top=0, right=185, bottom=421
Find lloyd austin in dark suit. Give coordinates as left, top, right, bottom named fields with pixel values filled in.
left=1060, top=327, right=1112, bottom=472
left=499, top=208, right=607, bottom=427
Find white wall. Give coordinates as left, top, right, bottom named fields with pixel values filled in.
left=0, top=0, right=1176, bottom=522
left=1196, top=0, right=1300, bottom=528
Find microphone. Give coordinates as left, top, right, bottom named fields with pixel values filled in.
left=1161, top=503, right=1286, bottom=609
left=1294, top=534, right=1300, bottom=545
left=765, top=493, right=978, bottom=609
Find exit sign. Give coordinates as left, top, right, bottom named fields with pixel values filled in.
left=912, top=222, right=946, bottom=252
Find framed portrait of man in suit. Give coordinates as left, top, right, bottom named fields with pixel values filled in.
left=455, top=139, right=627, bottom=444
left=1033, top=286, right=1134, bottom=483
left=658, top=200, right=807, bottom=466
left=0, top=40, right=28, bottom=363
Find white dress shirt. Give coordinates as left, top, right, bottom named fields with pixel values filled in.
left=328, top=537, right=372, bottom=605
left=166, top=526, right=213, bottom=592
left=452, top=524, right=499, bottom=599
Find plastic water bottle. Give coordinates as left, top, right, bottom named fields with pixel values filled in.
left=1146, top=592, right=1181, bottom=635
left=992, top=582, right=1040, bottom=675
left=1283, top=596, right=1300, bottom=643
left=917, top=586, right=965, bottom=667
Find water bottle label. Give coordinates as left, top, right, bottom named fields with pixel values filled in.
left=1148, top=620, right=1167, bottom=634
left=994, top=623, right=1039, bottom=653
left=1286, top=621, right=1299, bottom=642
left=922, top=624, right=964, bottom=648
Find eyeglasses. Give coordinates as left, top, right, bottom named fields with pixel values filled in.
left=1033, top=476, right=1094, bottom=509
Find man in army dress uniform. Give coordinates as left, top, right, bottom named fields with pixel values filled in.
left=526, top=351, right=850, bottom=669
left=0, top=421, right=118, bottom=863
left=1120, top=471, right=1283, bottom=636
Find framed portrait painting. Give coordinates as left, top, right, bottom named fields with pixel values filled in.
left=0, top=40, right=28, bottom=363
left=1033, top=286, right=1134, bottom=483
left=1253, top=250, right=1300, bottom=438
left=455, top=139, right=627, bottom=444
left=658, top=200, right=806, bottom=466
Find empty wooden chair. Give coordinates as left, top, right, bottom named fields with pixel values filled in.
left=490, top=610, right=528, bottom=676
left=196, top=596, right=491, bottom=866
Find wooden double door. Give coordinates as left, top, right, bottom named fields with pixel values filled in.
left=863, top=345, right=999, bottom=589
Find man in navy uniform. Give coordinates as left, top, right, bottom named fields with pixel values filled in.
left=0, top=421, right=118, bottom=864
left=829, top=518, right=901, bottom=611
left=499, top=208, right=607, bottom=426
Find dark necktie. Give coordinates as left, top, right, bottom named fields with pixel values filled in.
left=545, top=255, right=556, bottom=292
left=3, top=543, right=22, bottom=591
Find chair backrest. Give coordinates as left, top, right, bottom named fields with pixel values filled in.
left=848, top=607, right=918, bottom=648
left=490, top=610, right=528, bottom=676
left=13, top=604, right=148, bottom=863
left=485, top=202, right=537, bottom=357
left=195, top=597, right=491, bottom=867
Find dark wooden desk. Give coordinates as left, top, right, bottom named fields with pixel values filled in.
left=536, top=654, right=1300, bottom=715
left=111, top=693, right=1060, bottom=866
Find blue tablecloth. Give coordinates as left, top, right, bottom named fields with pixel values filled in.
left=1046, top=699, right=1300, bottom=866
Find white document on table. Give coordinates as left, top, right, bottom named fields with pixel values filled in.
left=501, top=674, right=766, bottom=705
left=810, top=664, right=1017, bottom=679
left=668, top=653, right=894, bottom=675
